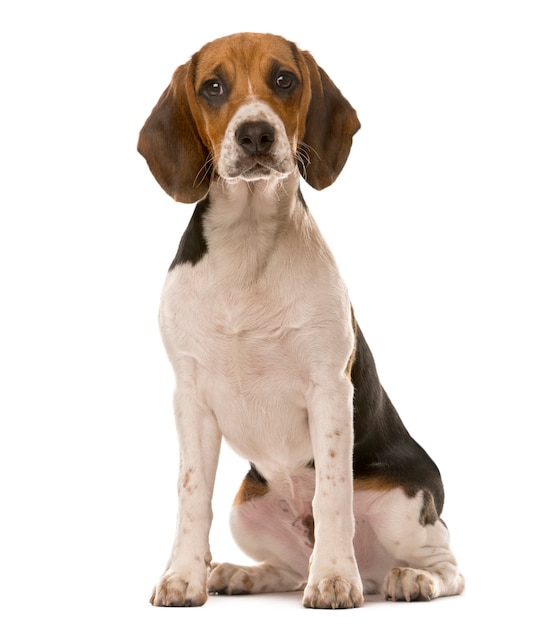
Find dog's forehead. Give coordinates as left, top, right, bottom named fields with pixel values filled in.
left=193, top=33, right=300, bottom=86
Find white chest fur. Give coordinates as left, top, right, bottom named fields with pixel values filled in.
left=159, top=179, right=354, bottom=478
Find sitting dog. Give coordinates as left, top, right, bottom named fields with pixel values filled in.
left=138, top=32, right=464, bottom=609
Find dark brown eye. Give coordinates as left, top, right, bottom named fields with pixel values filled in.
left=202, top=80, right=225, bottom=98
left=275, top=73, right=295, bottom=91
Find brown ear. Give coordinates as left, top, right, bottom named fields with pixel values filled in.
left=137, top=63, right=211, bottom=203
left=300, top=52, right=361, bottom=190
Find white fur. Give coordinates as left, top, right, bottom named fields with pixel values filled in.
left=150, top=97, right=463, bottom=610
left=152, top=161, right=364, bottom=607
left=214, top=481, right=464, bottom=601
left=217, top=100, right=296, bottom=180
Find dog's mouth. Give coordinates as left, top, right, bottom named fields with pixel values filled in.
left=242, top=162, right=287, bottom=180
left=223, top=156, right=292, bottom=181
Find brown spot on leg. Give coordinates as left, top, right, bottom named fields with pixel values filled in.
left=181, top=467, right=196, bottom=490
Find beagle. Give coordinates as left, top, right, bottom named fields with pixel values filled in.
left=138, top=32, right=464, bottom=609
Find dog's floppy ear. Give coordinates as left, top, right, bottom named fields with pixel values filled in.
left=138, top=63, right=211, bottom=203
left=299, top=52, right=361, bottom=190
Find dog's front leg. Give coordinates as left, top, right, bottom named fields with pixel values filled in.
left=302, top=376, right=364, bottom=609
left=150, top=383, right=221, bottom=607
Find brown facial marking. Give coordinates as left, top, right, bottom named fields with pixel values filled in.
left=138, top=32, right=360, bottom=203
left=188, top=33, right=309, bottom=170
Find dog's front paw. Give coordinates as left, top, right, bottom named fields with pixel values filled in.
left=302, top=577, right=363, bottom=609
left=382, top=567, right=436, bottom=602
left=150, top=570, right=208, bottom=607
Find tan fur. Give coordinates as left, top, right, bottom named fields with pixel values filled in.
left=233, top=473, right=270, bottom=506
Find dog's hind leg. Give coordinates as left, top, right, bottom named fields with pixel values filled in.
left=208, top=469, right=313, bottom=595
left=363, top=487, right=465, bottom=601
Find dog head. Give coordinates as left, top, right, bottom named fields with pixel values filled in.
left=138, top=33, right=360, bottom=202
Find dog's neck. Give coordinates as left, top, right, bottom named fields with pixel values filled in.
left=203, top=171, right=305, bottom=285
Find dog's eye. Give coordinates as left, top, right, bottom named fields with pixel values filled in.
left=202, top=80, right=225, bottom=99
left=275, top=73, right=296, bottom=91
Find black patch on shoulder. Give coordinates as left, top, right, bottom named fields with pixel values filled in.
left=168, top=197, right=209, bottom=270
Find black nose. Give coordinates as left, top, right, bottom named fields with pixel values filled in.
left=236, top=121, right=275, bottom=156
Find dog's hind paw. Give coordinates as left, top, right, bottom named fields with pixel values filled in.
left=208, top=563, right=255, bottom=595
left=382, top=567, right=437, bottom=602
left=209, top=561, right=305, bottom=595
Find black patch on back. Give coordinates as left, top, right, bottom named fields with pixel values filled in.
left=169, top=197, right=209, bottom=270
left=351, top=326, right=445, bottom=515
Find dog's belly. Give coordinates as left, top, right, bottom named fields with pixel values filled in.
left=231, top=476, right=400, bottom=588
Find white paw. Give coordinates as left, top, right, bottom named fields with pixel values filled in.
left=208, top=563, right=255, bottom=595
left=150, top=570, right=208, bottom=607
left=382, top=567, right=437, bottom=602
left=302, top=576, right=364, bottom=609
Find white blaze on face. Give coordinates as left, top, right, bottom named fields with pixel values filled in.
left=217, top=100, right=296, bottom=181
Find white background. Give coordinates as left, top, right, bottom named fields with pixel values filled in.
left=1, top=1, right=550, bottom=623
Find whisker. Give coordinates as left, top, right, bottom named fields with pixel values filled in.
left=298, top=140, right=320, bottom=164
left=296, top=143, right=313, bottom=179
left=193, top=154, right=214, bottom=189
